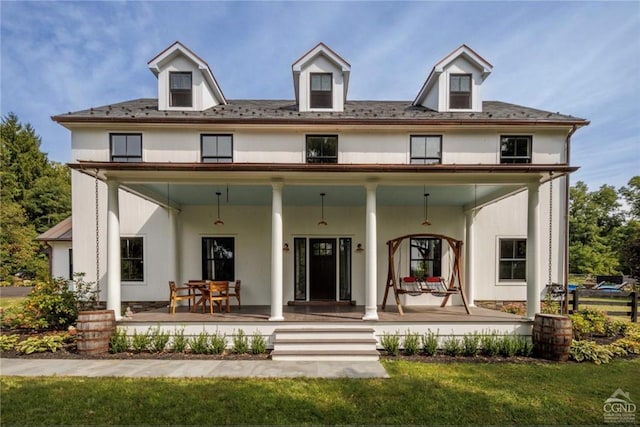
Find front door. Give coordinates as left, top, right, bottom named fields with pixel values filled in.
left=309, top=238, right=337, bottom=300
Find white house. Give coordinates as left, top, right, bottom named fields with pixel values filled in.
left=51, top=41, right=588, bottom=325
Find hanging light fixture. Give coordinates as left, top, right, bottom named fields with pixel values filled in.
left=318, top=192, right=328, bottom=226
left=214, top=191, right=224, bottom=226
left=421, top=192, right=431, bottom=226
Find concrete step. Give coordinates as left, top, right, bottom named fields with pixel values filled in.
left=272, top=327, right=379, bottom=361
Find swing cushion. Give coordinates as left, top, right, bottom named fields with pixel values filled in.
left=403, top=276, right=417, bottom=282
left=400, top=277, right=422, bottom=295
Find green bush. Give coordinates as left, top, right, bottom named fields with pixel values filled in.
left=403, top=330, right=421, bottom=356
left=610, top=338, right=640, bottom=354
left=569, top=340, right=613, bottom=364
left=480, top=331, right=501, bottom=357
left=171, top=328, right=188, bottom=353
left=442, top=335, right=462, bottom=356
left=149, top=326, right=170, bottom=353
left=15, top=333, right=67, bottom=354
left=570, top=309, right=608, bottom=339
left=422, top=330, right=439, bottom=356
left=22, top=278, right=77, bottom=330
left=210, top=331, right=227, bottom=355
left=516, top=336, right=534, bottom=357
left=0, top=334, right=19, bottom=351
left=189, top=331, right=211, bottom=354
left=231, top=329, right=249, bottom=354
left=380, top=331, right=400, bottom=356
left=109, top=328, right=129, bottom=353
left=462, top=333, right=480, bottom=357
left=498, top=333, right=519, bottom=357
left=249, top=331, right=266, bottom=355
left=130, top=329, right=151, bottom=352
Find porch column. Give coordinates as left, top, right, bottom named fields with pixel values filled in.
left=269, top=182, right=284, bottom=321
left=168, top=209, right=180, bottom=284
left=363, top=183, right=379, bottom=320
left=526, top=181, right=541, bottom=319
left=464, top=210, right=476, bottom=307
left=106, top=180, right=121, bottom=320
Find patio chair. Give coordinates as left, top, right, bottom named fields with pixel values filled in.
left=203, top=281, right=230, bottom=315
left=593, top=281, right=627, bottom=292
left=168, top=281, right=196, bottom=314
left=226, top=280, right=242, bottom=309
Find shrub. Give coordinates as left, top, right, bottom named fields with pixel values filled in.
left=131, top=329, right=151, bottom=352
left=442, top=335, right=462, bottom=356
left=380, top=331, right=400, bottom=356
left=422, top=330, right=439, bottom=356
left=570, top=309, right=608, bottom=339
left=403, top=330, right=421, bottom=356
left=15, top=333, right=68, bottom=354
left=498, top=333, right=519, bottom=357
left=210, top=331, right=227, bottom=355
left=189, top=331, right=211, bottom=354
left=249, top=331, right=267, bottom=355
left=605, top=319, right=627, bottom=337
left=480, top=331, right=501, bottom=357
left=569, top=340, right=613, bottom=364
left=149, top=326, right=170, bottom=353
left=611, top=338, right=640, bottom=355
left=516, top=336, right=534, bottom=357
left=171, top=328, right=188, bottom=353
left=0, top=334, right=19, bottom=351
left=501, top=303, right=525, bottom=316
left=109, top=328, right=129, bottom=353
left=231, top=329, right=249, bottom=354
left=21, top=278, right=77, bottom=330
left=462, top=333, right=480, bottom=357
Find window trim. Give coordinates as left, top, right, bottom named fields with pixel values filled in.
left=500, top=135, right=533, bottom=164
left=169, top=71, right=193, bottom=108
left=305, top=134, right=338, bottom=164
left=200, top=134, right=233, bottom=163
left=110, top=133, right=142, bottom=162
left=310, top=73, right=333, bottom=109
left=497, top=237, right=527, bottom=284
left=449, top=73, right=472, bottom=109
left=120, top=236, right=145, bottom=284
left=410, top=135, right=443, bottom=165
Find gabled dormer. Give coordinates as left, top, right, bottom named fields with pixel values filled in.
left=292, top=43, right=351, bottom=112
left=148, top=41, right=227, bottom=111
left=413, top=44, right=492, bottom=113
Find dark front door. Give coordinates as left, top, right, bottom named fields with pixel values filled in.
left=309, top=238, right=337, bottom=300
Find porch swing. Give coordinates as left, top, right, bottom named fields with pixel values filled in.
left=381, top=233, right=471, bottom=315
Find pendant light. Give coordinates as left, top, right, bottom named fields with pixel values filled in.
left=214, top=191, right=224, bottom=226
left=421, top=192, right=431, bottom=226
left=318, top=192, right=328, bottom=226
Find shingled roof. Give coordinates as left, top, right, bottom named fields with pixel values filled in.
left=52, top=99, right=588, bottom=126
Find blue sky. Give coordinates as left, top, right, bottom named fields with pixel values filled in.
left=1, top=1, right=639, bottom=191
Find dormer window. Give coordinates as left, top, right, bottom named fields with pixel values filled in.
left=310, top=73, right=332, bottom=108
left=170, top=72, right=192, bottom=107
left=450, top=74, right=471, bottom=109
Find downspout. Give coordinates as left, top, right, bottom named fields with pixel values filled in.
left=563, top=124, right=578, bottom=314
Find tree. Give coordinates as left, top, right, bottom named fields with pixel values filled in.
left=569, top=181, right=621, bottom=274
left=618, top=176, right=640, bottom=279
left=0, top=113, right=71, bottom=280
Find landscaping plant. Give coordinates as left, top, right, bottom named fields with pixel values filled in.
left=130, top=329, right=151, bottom=352
left=109, top=328, right=129, bottom=353
left=380, top=331, right=400, bottom=356
left=171, top=328, right=188, bottom=353
left=210, top=331, right=227, bottom=354
left=403, top=330, right=421, bottom=355
left=250, top=331, right=267, bottom=354
left=231, top=329, right=249, bottom=354
left=421, top=330, right=439, bottom=356
left=189, top=331, right=212, bottom=354
left=149, top=325, right=170, bottom=353
left=442, top=335, right=462, bottom=356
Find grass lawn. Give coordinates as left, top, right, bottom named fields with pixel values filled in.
left=1, top=358, right=638, bottom=425
left=0, top=297, right=24, bottom=310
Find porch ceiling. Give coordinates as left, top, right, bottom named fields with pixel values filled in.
left=125, top=182, right=521, bottom=208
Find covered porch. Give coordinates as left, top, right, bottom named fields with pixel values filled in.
left=73, top=162, right=573, bottom=323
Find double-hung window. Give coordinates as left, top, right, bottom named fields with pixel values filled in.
left=499, top=238, right=526, bottom=281
left=410, top=238, right=442, bottom=279
left=201, top=134, right=233, bottom=163
left=110, top=134, right=142, bottom=162
left=306, top=135, right=338, bottom=163
left=170, top=72, right=192, bottom=107
left=410, top=135, right=442, bottom=164
left=310, top=73, right=332, bottom=108
left=501, top=136, right=532, bottom=163
left=121, top=237, right=144, bottom=282
left=450, top=74, right=472, bottom=109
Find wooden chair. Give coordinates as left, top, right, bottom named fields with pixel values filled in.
left=168, top=281, right=196, bottom=314
left=202, top=281, right=230, bottom=315
left=226, top=280, right=242, bottom=309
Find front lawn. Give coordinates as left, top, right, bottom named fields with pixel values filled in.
left=1, top=358, right=638, bottom=425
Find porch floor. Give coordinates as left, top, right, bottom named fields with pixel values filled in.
left=125, top=304, right=527, bottom=324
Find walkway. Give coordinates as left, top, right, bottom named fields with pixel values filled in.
left=0, top=358, right=389, bottom=379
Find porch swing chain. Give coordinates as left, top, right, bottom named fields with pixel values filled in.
left=95, top=169, right=100, bottom=298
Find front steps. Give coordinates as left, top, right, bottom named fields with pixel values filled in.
left=271, top=327, right=379, bottom=361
